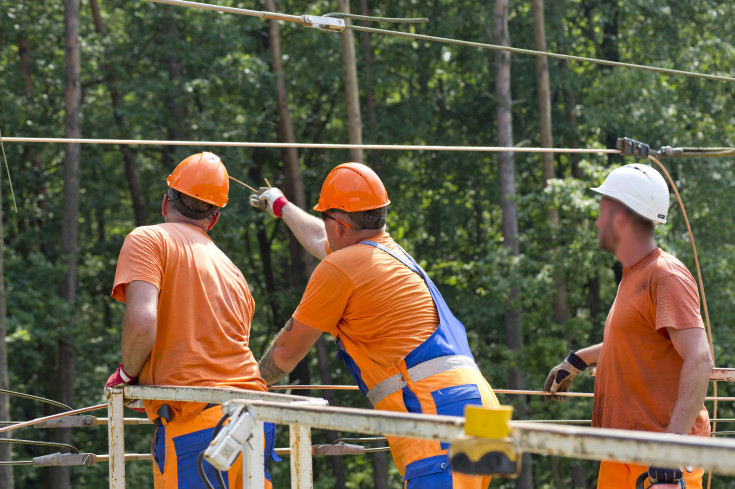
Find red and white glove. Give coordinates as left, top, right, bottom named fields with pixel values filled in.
left=106, top=364, right=146, bottom=413
left=105, top=363, right=137, bottom=388
left=249, top=187, right=289, bottom=218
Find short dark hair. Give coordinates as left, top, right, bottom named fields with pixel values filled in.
left=623, top=206, right=655, bottom=236
left=168, top=188, right=219, bottom=220
left=331, top=207, right=387, bottom=230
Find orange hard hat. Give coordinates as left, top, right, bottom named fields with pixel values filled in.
left=313, top=163, right=390, bottom=212
left=166, top=152, right=229, bottom=208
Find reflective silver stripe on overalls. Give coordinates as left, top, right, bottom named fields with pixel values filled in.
left=366, top=355, right=480, bottom=405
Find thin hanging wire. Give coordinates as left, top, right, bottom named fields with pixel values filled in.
left=0, top=128, right=18, bottom=213
left=0, top=388, right=72, bottom=412
left=0, top=437, right=79, bottom=453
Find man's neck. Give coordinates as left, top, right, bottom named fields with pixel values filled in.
left=616, top=236, right=656, bottom=268
left=165, top=215, right=209, bottom=233
left=338, top=227, right=385, bottom=250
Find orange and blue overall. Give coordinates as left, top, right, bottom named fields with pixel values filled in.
left=152, top=404, right=279, bottom=489
left=336, top=241, right=499, bottom=488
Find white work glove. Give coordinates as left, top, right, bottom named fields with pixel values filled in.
left=544, top=350, right=589, bottom=401
left=249, top=187, right=289, bottom=218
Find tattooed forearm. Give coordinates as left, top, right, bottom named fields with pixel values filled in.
left=259, top=348, right=288, bottom=386
left=284, top=317, right=294, bottom=331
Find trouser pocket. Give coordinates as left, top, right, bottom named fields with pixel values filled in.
left=404, top=454, right=452, bottom=488
left=432, top=383, right=482, bottom=448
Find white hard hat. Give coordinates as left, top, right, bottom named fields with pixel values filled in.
left=591, top=164, right=670, bottom=223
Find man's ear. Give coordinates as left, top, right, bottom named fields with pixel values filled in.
left=612, top=208, right=628, bottom=232
left=336, top=220, right=350, bottom=238
left=207, top=212, right=220, bottom=230
left=161, top=194, right=169, bottom=217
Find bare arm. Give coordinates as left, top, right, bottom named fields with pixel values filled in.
left=281, top=203, right=328, bottom=260
left=665, top=327, right=713, bottom=434
left=259, top=317, right=323, bottom=385
left=121, top=281, right=159, bottom=377
left=574, top=343, right=603, bottom=366
left=259, top=318, right=322, bottom=385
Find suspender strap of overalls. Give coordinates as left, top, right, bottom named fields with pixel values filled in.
left=360, top=240, right=479, bottom=406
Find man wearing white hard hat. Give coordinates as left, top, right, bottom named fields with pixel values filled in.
left=544, top=164, right=713, bottom=488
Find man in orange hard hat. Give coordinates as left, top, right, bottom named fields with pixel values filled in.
left=252, top=162, right=499, bottom=488
left=544, top=164, right=712, bottom=489
left=105, top=152, right=279, bottom=489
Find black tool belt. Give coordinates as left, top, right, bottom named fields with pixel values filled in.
left=153, top=403, right=218, bottom=428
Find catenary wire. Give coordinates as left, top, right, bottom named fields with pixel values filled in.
left=143, top=0, right=735, bottom=83
left=345, top=23, right=735, bottom=83
left=323, top=12, right=429, bottom=24
left=0, top=137, right=621, bottom=154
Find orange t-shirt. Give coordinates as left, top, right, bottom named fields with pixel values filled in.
left=592, top=248, right=709, bottom=436
left=293, top=232, right=438, bottom=387
left=112, top=222, right=266, bottom=421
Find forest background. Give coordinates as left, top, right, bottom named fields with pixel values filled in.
left=0, top=0, right=734, bottom=488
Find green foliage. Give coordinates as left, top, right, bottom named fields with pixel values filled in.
left=1, top=0, right=734, bottom=487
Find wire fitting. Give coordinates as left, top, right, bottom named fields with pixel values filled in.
left=33, top=453, right=96, bottom=467
left=616, top=137, right=693, bottom=159
left=616, top=137, right=652, bottom=158
left=300, top=15, right=345, bottom=32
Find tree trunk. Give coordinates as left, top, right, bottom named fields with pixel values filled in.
left=494, top=0, right=522, bottom=402
left=43, top=1, right=81, bottom=488
left=493, top=0, right=532, bottom=486
left=90, top=0, right=146, bottom=225
left=558, top=57, right=581, bottom=178
left=160, top=7, right=188, bottom=169
left=359, top=0, right=381, bottom=169
left=532, top=0, right=554, bottom=185
left=532, top=0, right=568, bottom=327
left=18, top=37, right=32, bottom=92
left=263, top=0, right=314, bottom=280
left=0, top=124, right=13, bottom=489
left=337, top=0, right=364, bottom=163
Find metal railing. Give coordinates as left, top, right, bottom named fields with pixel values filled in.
left=103, top=384, right=735, bottom=489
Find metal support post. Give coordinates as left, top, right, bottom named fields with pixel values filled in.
left=107, top=388, right=126, bottom=489
left=242, top=419, right=265, bottom=489
left=290, top=424, right=312, bottom=489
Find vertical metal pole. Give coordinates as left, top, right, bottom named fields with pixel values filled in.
left=107, top=388, right=126, bottom=489
left=290, top=424, right=312, bottom=489
left=243, top=418, right=265, bottom=489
